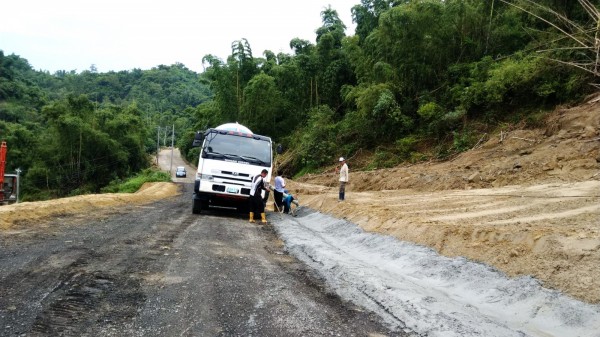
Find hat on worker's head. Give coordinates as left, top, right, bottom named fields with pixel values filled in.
left=339, top=157, right=345, bottom=162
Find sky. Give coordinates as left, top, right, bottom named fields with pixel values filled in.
left=0, top=0, right=358, bottom=74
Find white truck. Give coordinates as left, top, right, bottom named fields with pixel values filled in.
left=191, top=123, right=273, bottom=214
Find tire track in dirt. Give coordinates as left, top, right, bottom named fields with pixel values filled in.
left=0, top=190, right=195, bottom=336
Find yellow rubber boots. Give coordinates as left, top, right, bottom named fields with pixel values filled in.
left=249, top=212, right=255, bottom=223
left=260, top=213, right=267, bottom=224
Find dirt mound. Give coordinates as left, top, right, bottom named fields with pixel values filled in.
left=292, top=97, right=600, bottom=303
left=0, top=182, right=180, bottom=230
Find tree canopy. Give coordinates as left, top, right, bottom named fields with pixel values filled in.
left=193, top=0, right=596, bottom=174
left=1, top=0, right=597, bottom=197
left=0, top=52, right=211, bottom=199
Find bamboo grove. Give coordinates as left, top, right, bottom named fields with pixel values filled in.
left=181, top=0, right=598, bottom=173
left=1, top=0, right=598, bottom=199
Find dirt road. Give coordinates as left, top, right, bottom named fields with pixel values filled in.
left=158, top=147, right=195, bottom=183
left=0, top=171, right=398, bottom=336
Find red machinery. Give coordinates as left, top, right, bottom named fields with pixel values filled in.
left=0, top=141, right=17, bottom=205
left=0, top=141, right=6, bottom=192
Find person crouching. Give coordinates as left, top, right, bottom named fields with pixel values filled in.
left=282, top=189, right=300, bottom=215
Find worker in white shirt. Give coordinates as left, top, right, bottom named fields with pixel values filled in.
left=273, top=175, right=286, bottom=212
left=335, top=157, right=348, bottom=201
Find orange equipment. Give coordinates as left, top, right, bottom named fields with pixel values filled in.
left=1, top=141, right=18, bottom=205
left=0, top=141, right=6, bottom=191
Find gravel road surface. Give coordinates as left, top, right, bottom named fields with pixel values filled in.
left=0, top=181, right=401, bottom=336
left=275, top=209, right=600, bottom=337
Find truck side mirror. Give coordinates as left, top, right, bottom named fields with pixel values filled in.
left=276, top=144, right=283, bottom=154
left=192, top=131, right=204, bottom=147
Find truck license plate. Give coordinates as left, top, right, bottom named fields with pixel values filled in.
left=226, top=187, right=239, bottom=194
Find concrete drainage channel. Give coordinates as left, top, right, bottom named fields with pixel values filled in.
left=272, top=208, right=600, bottom=337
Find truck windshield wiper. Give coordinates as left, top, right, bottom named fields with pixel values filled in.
left=220, top=154, right=265, bottom=165
left=205, top=151, right=266, bottom=165
left=221, top=154, right=245, bottom=161
left=204, top=150, right=225, bottom=158
left=239, top=155, right=266, bottom=165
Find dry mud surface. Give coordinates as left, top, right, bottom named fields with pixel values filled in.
left=0, top=182, right=398, bottom=336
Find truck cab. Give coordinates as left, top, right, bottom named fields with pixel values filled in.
left=1, top=174, right=17, bottom=205
left=191, top=123, right=272, bottom=214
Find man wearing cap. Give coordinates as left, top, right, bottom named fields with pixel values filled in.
left=336, top=157, right=349, bottom=201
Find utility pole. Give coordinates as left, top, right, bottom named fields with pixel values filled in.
left=169, top=124, right=174, bottom=174
left=15, top=168, right=21, bottom=203
left=156, top=126, right=160, bottom=165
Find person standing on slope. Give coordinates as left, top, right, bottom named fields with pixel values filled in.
left=335, top=157, right=349, bottom=201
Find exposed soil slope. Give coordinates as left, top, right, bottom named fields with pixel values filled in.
left=292, top=96, right=600, bottom=303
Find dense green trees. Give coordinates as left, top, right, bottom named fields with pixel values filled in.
left=193, top=0, right=595, bottom=174
left=0, top=53, right=211, bottom=200
left=2, top=0, right=597, bottom=196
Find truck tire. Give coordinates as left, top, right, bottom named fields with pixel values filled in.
left=192, top=198, right=202, bottom=214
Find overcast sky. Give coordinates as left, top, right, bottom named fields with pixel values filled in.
left=1, top=0, right=358, bottom=74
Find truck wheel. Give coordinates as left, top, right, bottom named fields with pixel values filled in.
left=192, top=198, right=202, bottom=214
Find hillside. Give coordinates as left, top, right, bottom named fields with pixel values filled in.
left=291, top=96, right=600, bottom=303
left=1, top=96, right=598, bottom=306
left=298, top=97, right=599, bottom=192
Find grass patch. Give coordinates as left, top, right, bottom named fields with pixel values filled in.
left=101, top=169, right=171, bottom=193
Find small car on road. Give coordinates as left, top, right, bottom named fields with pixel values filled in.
left=175, top=166, right=186, bottom=178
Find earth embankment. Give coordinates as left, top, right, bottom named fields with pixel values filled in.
left=292, top=97, right=600, bottom=303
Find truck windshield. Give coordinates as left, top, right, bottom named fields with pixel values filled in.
left=202, top=133, right=271, bottom=166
